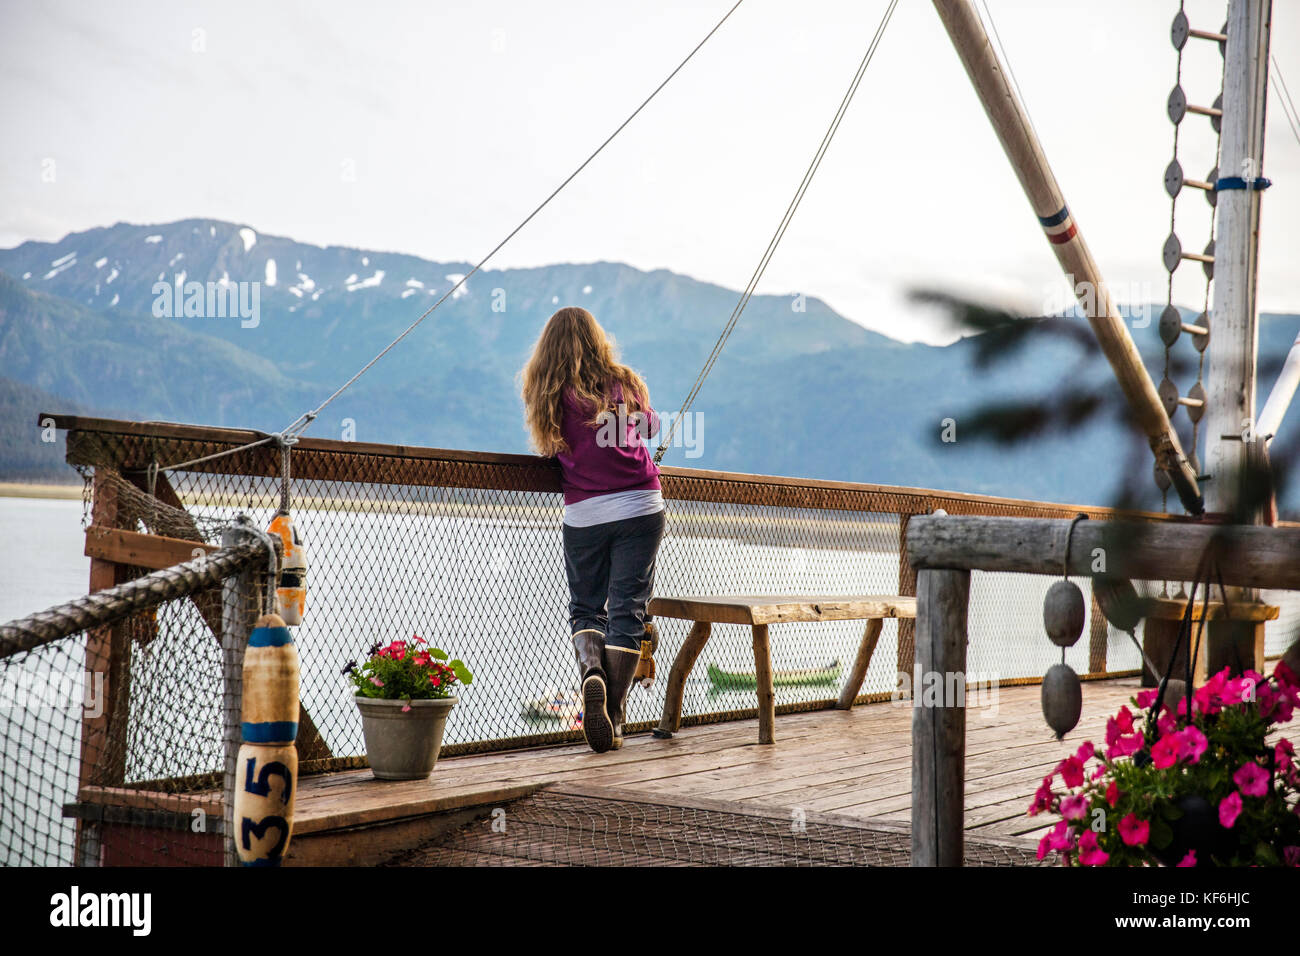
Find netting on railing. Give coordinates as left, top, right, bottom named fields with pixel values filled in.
left=0, top=542, right=265, bottom=866
left=56, top=422, right=1287, bottom=777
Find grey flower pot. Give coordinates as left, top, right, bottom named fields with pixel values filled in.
left=355, top=695, right=457, bottom=780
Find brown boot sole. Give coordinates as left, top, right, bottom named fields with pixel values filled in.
left=582, top=674, right=614, bottom=753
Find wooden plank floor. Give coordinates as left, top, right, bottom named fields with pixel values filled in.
left=292, top=677, right=1142, bottom=845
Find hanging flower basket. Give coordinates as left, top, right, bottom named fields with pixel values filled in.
left=1029, top=660, right=1300, bottom=867
left=343, top=637, right=473, bottom=780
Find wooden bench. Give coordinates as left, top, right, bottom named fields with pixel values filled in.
left=648, top=594, right=917, bottom=744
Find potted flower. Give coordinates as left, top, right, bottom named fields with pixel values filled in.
left=344, top=636, right=473, bottom=780
left=1029, top=660, right=1300, bottom=866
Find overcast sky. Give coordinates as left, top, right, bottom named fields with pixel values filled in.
left=2, top=0, right=1297, bottom=343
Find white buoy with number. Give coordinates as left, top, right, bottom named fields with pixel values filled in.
left=233, top=613, right=299, bottom=867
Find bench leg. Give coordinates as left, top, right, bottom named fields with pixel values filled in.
left=752, top=624, right=775, bottom=744
left=655, top=621, right=711, bottom=737
left=837, top=618, right=884, bottom=710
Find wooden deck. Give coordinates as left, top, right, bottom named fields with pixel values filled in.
left=279, top=676, right=1141, bottom=864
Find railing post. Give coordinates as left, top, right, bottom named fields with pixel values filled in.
left=911, top=566, right=970, bottom=867
left=76, top=468, right=130, bottom=866
left=895, top=511, right=919, bottom=694
left=221, top=518, right=277, bottom=868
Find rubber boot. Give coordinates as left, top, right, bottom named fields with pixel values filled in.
left=573, top=629, right=613, bottom=753
left=602, top=642, right=642, bottom=751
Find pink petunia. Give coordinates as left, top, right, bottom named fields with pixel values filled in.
left=1194, top=669, right=1229, bottom=716
left=1047, top=820, right=1074, bottom=852
left=1135, top=688, right=1158, bottom=709
left=1178, top=725, right=1208, bottom=763
left=1029, top=775, right=1054, bottom=816
left=1105, top=781, right=1121, bottom=807
left=1058, top=756, right=1085, bottom=789
left=1107, top=732, right=1144, bottom=761
left=370, top=676, right=384, bottom=688
left=1275, top=659, right=1299, bottom=690
left=401, top=702, right=411, bottom=713
left=1219, top=791, right=1243, bottom=828
left=1233, top=762, right=1269, bottom=798
left=1150, top=734, right=1181, bottom=770
left=1117, top=813, right=1150, bottom=847
left=1078, top=830, right=1109, bottom=866
left=1075, top=741, right=1095, bottom=764
left=1177, top=850, right=1197, bottom=867
left=1060, top=794, right=1089, bottom=821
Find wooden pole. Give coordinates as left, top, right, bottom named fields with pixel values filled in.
left=221, top=523, right=262, bottom=868
left=1258, top=331, right=1300, bottom=444
left=76, top=469, right=131, bottom=867
left=931, top=0, right=1202, bottom=514
left=1206, top=0, right=1272, bottom=515
left=907, top=514, right=1300, bottom=590
left=911, top=567, right=970, bottom=867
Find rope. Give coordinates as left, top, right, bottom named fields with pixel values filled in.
left=654, top=0, right=899, bottom=463
left=1272, top=56, right=1300, bottom=150
left=0, top=540, right=268, bottom=660
left=275, top=0, right=748, bottom=443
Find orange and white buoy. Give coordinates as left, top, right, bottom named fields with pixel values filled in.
left=266, top=510, right=307, bottom=626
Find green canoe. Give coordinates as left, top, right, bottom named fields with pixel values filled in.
left=707, top=659, right=842, bottom=690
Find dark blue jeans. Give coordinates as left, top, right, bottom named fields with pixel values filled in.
left=562, top=509, right=666, bottom=650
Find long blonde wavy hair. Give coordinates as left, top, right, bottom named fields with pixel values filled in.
left=520, top=306, right=650, bottom=457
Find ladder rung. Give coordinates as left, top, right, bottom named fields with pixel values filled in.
left=1177, top=396, right=1205, bottom=408
left=1184, top=178, right=1215, bottom=192
left=1187, top=103, right=1223, bottom=118
left=1189, top=28, right=1227, bottom=43
left=1182, top=322, right=1209, bottom=336
left=1181, top=252, right=1215, bottom=264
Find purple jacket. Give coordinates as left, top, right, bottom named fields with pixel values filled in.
left=556, top=381, right=661, bottom=504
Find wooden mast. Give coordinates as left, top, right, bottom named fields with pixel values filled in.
left=931, top=0, right=1203, bottom=514
left=1205, top=0, right=1273, bottom=515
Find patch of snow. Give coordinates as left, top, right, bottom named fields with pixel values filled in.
left=42, top=257, right=77, bottom=279
left=362, top=256, right=369, bottom=266
left=157, top=271, right=165, bottom=282
left=238, top=227, right=257, bottom=252
left=168, top=252, right=185, bottom=266
left=109, top=294, right=119, bottom=307
left=345, top=270, right=385, bottom=292
left=105, top=268, right=119, bottom=284
left=311, top=290, right=323, bottom=301
left=51, top=251, right=76, bottom=267
left=175, top=270, right=187, bottom=286
left=144, top=234, right=163, bottom=244
left=21, top=272, right=31, bottom=279
left=94, top=257, right=107, bottom=269
left=445, top=274, right=468, bottom=299
left=218, top=271, right=231, bottom=286
left=583, top=285, right=592, bottom=295
left=295, top=260, right=301, bottom=270
left=265, top=259, right=277, bottom=286
left=343, top=273, right=358, bottom=285
left=401, top=288, right=418, bottom=299
left=209, top=226, right=216, bottom=237
left=296, top=273, right=315, bottom=291
left=405, top=278, right=424, bottom=289
left=289, top=287, right=303, bottom=298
